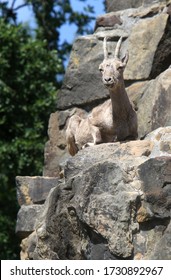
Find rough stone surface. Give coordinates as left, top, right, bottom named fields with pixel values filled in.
left=17, top=128, right=171, bottom=260
left=124, top=13, right=168, bottom=80
left=149, top=221, right=171, bottom=259
left=139, top=157, right=171, bottom=218
left=20, top=231, right=37, bottom=260
left=16, top=205, right=44, bottom=238
left=106, top=0, right=169, bottom=12
left=43, top=112, right=67, bottom=177
left=56, top=36, right=109, bottom=110
left=106, top=0, right=143, bottom=12
left=95, top=14, right=122, bottom=31
left=137, top=69, right=171, bottom=138
left=16, top=176, right=59, bottom=205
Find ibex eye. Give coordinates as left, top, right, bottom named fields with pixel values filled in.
left=99, top=68, right=103, bottom=72
left=117, top=66, right=123, bottom=71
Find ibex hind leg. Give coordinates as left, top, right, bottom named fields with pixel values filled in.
left=67, top=136, right=79, bottom=156
left=66, top=115, right=82, bottom=156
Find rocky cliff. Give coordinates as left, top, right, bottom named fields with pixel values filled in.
left=16, top=0, right=171, bottom=260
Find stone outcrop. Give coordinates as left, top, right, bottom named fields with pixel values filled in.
left=15, top=176, right=59, bottom=239
left=105, top=0, right=170, bottom=12
left=16, top=0, right=171, bottom=260
left=136, top=68, right=171, bottom=138
left=17, top=127, right=171, bottom=259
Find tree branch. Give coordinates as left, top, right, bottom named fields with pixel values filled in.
left=11, top=0, right=17, bottom=9
left=14, top=3, right=28, bottom=11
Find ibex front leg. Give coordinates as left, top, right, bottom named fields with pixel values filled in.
left=82, top=120, right=102, bottom=149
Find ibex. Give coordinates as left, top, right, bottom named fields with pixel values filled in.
left=66, top=37, right=138, bottom=156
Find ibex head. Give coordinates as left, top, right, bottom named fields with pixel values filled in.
left=99, top=37, right=129, bottom=88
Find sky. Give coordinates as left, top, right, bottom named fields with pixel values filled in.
left=7, top=0, right=105, bottom=44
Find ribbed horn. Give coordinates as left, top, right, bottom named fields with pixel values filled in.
left=114, top=37, right=122, bottom=58
left=103, top=37, right=108, bottom=59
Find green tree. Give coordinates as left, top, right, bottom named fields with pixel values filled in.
left=1, top=0, right=96, bottom=73
left=0, top=0, right=105, bottom=259
left=0, top=19, right=61, bottom=259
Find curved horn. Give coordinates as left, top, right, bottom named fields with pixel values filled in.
left=103, top=37, right=108, bottom=59
left=114, top=36, right=122, bottom=58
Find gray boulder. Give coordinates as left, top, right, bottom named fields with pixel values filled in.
left=137, top=68, right=171, bottom=138
left=18, top=127, right=171, bottom=260
left=105, top=0, right=169, bottom=12
left=16, top=205, right=44, bottom=238
left=16, top=176, right=59, bottom=205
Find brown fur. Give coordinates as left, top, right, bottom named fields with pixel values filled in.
left=66, top=37, right=138, bottom=156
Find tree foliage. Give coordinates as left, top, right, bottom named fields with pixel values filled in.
left=0, top=0, right=104, bottom=259
left=1, top=0, right=96, bottom=72
left=0, top=19, right=60, bottom=259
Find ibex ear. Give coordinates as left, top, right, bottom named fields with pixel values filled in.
left=121, top=51, right=129, bottom=66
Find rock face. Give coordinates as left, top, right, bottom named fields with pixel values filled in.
left=105, top=0, right=169, bottom=12
left=16, top=1, right=171, bottom=260
left=137, top=69, right=171, bottom=138
left=17, top=127, right=171, bottom=260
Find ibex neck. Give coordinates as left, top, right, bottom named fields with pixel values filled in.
left=109, top=81, right=131, bottom=118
